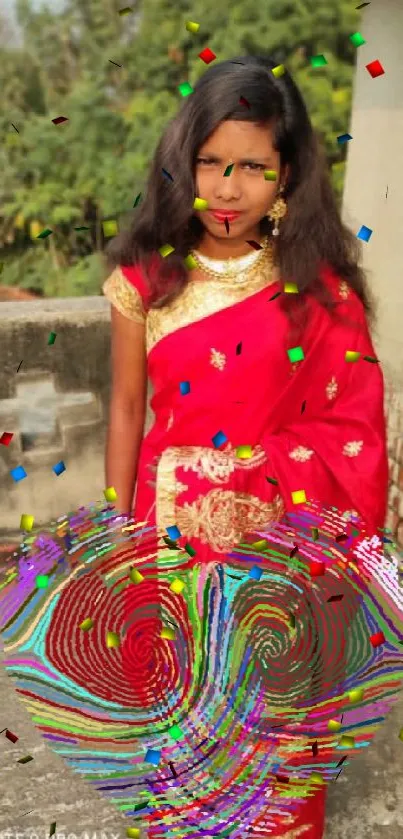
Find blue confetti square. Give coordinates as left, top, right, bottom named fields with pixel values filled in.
left=337, top=133, right=352, bottom=144
left=52, top=460, right=66, bottom=476
left=166, top=525, right=181, bottom=541
left=212, top=430, right=227, bottom=448
left=10, top=465, right=27, bottom=482
left=145, top=748, right=161, bottom=765
left=249, top=566, right=263, bottom=581
left=179, top=381, right=190, bottom=395
left=357, top=224, right=373, bottom=242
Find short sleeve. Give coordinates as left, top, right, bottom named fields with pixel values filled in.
left=102, top=264, right=149, bottom=325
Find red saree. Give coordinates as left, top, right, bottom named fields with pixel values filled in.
left=103, top=261, right=388, bottom=838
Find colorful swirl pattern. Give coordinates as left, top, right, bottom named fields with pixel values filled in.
left=0, top=501, right=402, bottom=838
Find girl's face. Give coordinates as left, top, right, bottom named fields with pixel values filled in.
left=194, top=119, right=284, bottom=256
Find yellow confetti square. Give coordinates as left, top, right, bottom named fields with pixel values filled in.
left=104, top=486, right=117, bottom=502
left=129, top=567, right=144, bottom=584
left=272, top=64, right=285, bottom=78
left=193, top=197, right=209, bottom=211
left=345, top=350, right=361, bottom=362
left=20, top=514, right=34, bottom=532
left=291, top=489, right=306, bottom=505
left=236, top=445, right=253, bottom=459
left=159, top=244, right=175, bottom=258
left=106, top=631, right=120, bottom=648
left=184, top=254, right=198, bottom=270
left=348, top=687, right=364, bottom=703
left=310, top=772, right=324, bottom=785
left=126, top=830, right=140, bottom=839
left=339, top=734, right=355, bottom=749
left=79, top=618, right=94, bottom=631
left=251, top=539, right=268, bottom=550
left=185, top=20, right=200, bottom=33
left=399, top=728, right=403, bottom=742
left=161, top=627, right=176, bottom=640
left=328, top=719, right=342, bottom=732
left=284, top=282, right=298, bottom=293
left=102, top=220, right=118, bottom=238
left=264, top=169, right=277, bottom=181
left=170, top=578, right=185, bottom=594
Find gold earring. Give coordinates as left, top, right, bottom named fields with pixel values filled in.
left=267, top=187, right=287, bottom=237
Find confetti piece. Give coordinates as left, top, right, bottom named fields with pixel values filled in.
left=357, top=224, right=372, bottom=242
left=103, top=220, right=118, bottom=238
left=185, top=21, right=200, bottom=33
left=193, top=197, right=209, bottom=211
left=52, top=460, right=66, bottom=476
left=212, top=430, right=228, bottom=448
left=327, top=594, right=344, bottom=603
left=292, top=489, right=306, bottom=505
left=118, top=7, right=133, bottom=15
left=249, top=566, right=263, bottom=581
left=52, top=116, right=69, bottom=125
left=264, top=169, right=277, bottom=181
left=310, top=560, right=325, bottom=577
left=126, top=830, right=140, bottom=839
left=79, top=618, right=94, bottom=631
left=178, top=82, right=194, bottom=97
left=312, top=527, right=319, bottom=540
left=356, top=2, right=370, bottom=7
left=312, top=741, right=318, bottom=756
left=284, top=282, right=298, bottom=293
left=180, top=381, right=190, bottom=395
left=184, top=542, right=196, bottom=557
left=199, top=47, right=216, bottom=64
left=288, top=613, right=296, bottom=629
left=301, top=400, right=306, bottom=414
left=350, top=32, right=366, bottom=47
left=49, top=824, right=57, bottom=838
left=74, top=226, right=91, bottom=231
left=246, top=240, right=262, bottom=250
left=288, top=346, right=304, bottom=363
left=11, top=465, right=27, bottom=482
left=109, top=60, right=122, bottom=67
left=104, top=486, right=118, bottom=502
left=17, top=755, right=33, bottom=764
left=236, top=341, right=243, bottom=354
left=36, top=575, right=49, bottom=589
left=236, top=445, right=253, bottom=459
left=339, top=734, right=355, bottom=749
left=239, top=96, right=251, bottom=109
left=163, top=536, right=179, bottom=550
left=133, top=193, right=142, bottom=207
left=129, top=567, right=144, bottom=585
left=159, top=244, right=175, bottom=257
left=348, top=687, right=364, bottom=703
left=0, top=432, right=13, bottom=446
left=169, top=724, right=184, bottom=740
left=311, top=55, right=327, bottom=67
left=167, top=525, right=181, bottom=541
left=106, top=631, right=120, bottom=648
left=370, top=631, right=386, bottom=648
left=161, top=627, right=176, bottom=640
left=289, top=544, right=298, bottom=559
left=266, top=476, right=279, bottom=486
left=162, top=168, right=173, bottom=182
left=184, top=254, right=198, bottom=270
left=366, top=59, right=384, bottom=78
left=345, top=350, right=361, bottom=362
left=146, top=748, right=161, bottom=765
left=335, top=532, right=348, bottom=543
left=328, top=719, right=342, bottom=732
left=269, top=290, right=282, bottom=302
left=170, top=578, right=185, bottom=594
left=17, top=360, right=23, bottom=372
left=224, top=218, right=230, bottom=234
left=224, top=163, right=234, bottom=177
left=37, top=228, right=53, bottom=239
left=337, top=133, right=353, bottom=144
left=11, top=123, right=19, bottom=133
left=398, top=728, right=403, bottom=742
left=272, top=64, right=285, bottom=77
left=364, top=355, right=379, bottom=363
left=47, top=331, right=57, bottom=345
left=5, top=729, right=19, bottom=743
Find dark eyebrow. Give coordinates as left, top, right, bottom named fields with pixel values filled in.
left=198, top=153, right=274, bottom=164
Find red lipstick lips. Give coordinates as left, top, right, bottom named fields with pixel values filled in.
left=210, top=210, right=242, bottom=222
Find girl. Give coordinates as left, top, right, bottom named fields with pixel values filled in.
left=103, top=55, right=388, bottom=838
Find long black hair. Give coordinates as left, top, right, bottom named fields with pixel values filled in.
left=106, top=55, right=374, bottom=331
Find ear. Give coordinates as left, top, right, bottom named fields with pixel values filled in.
left=280, top=163, right=290, bottom=189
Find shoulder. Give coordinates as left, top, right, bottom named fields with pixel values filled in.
left=102, top=263, right=151, bottom=324
left=319, top=264, right=365, bottom=317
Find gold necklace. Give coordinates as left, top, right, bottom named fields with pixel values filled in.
left=191, top=236, right=273, bottom=281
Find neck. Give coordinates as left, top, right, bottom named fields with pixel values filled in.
left=196, top=231, right=264, bottom=259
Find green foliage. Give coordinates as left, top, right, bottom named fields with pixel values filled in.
left=0, top=0, right=361, bottom=297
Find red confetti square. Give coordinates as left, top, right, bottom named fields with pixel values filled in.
left=370, top=631, right=385, bottom=648
left=310, top=560, right=325, bottom=577
left=198, top=48, right=216, bottom=65
left=366, top=60, right=385, bottom=79
left=0, top=431, right=13, bottom=446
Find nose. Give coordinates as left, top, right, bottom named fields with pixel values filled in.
left=213, top=167, right=242, bottom=202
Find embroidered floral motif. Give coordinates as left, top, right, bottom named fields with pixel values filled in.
left=326, top=375, right=338, bottom=400
left=339, top=280, right=350, bottom=300
left=342, top=509, right=360, bottom=521
left=210, top=348, right=227, bottom=370
left=289, top=446, right=315, bottom=462
left=343, top=440, right=363, bottom=457
left=102, top=267, right=146, bottom=324
left=281, top=825, right=315, bottom=839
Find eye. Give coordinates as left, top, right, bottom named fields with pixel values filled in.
left=196, top=157, right=215, bottom=165
left=243, top=162, right=266, bottom=171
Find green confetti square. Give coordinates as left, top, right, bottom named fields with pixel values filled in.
left=178, top=82, right=194, bottom=97
left=288, top=346, right=305, bottom=363
left=350, top=32, right=366, bottom=47
left=36, top=574, right=49, bottom=589
left=47, top=331, right=57, bottom=345
left=311, top=54, right=327, bottom=68
left=37, top=228, right=53, bottom=239
left=169, top=724, right=184, bottom=741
